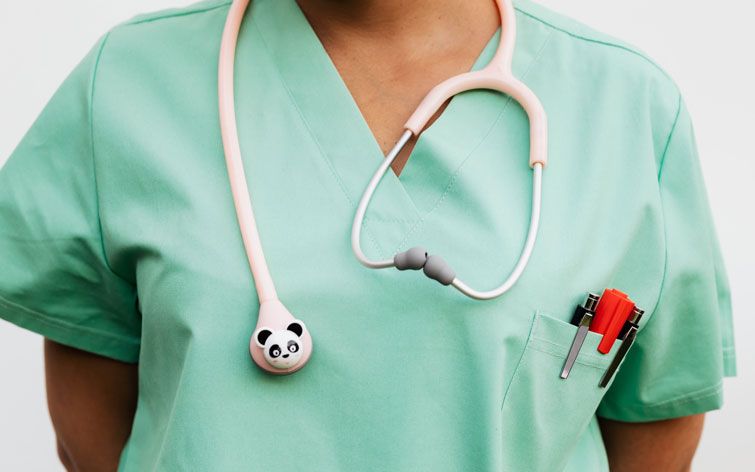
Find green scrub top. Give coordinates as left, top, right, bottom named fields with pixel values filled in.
left=0, top=0, right=736, bottom=470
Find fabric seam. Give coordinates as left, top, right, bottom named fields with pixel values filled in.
left=87, top=31, right=136, bottom=287
left=151, top=344, right=194, bottom=470
left=121, top=1, right=232, bottom=27
left=633, top=92, right=682, bottom=340
left=0, top=292, right=140, bottom=347
left=643, top=382, right=723, bottom=408
left=528, top=336, right=609, bottom=369
left=656, top=93, right=683, bottom=179
left=394, top=30, right=554, bottom=254
left=604, top=382, right=723, bottom=411
left=514, top=5, right=673, bottom=83
left=250, top=12, right=388, bottom=258
left=0, top=233, right=99, bottom=243
left=500, top=311, right=539, bottom=410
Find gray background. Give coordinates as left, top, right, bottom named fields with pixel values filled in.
left=1, top=0, right=752, bottom=469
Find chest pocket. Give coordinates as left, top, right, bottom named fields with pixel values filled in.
left=501, top=311, right=625, bottom=472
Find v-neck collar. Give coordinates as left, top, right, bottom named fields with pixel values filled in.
left=251, top=0, right=548, bottom=249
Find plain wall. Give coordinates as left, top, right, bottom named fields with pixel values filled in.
left=1, top=1, right=753, bottom=469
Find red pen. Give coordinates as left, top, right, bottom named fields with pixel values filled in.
left=589, top=288, right=635, bottom=354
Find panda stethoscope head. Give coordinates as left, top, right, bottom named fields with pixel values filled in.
left=253, top=320, right=306, bottom=370
left=218, top=0, right=546, bottom=374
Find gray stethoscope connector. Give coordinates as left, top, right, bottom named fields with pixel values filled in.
left=351, top=130, right=545, bottom=300
left=349, top=0, right=548, bottom=301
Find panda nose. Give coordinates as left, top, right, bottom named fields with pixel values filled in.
left=282, top=353, right=289, bottom=358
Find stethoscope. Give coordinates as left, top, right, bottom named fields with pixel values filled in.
left=218, top=0, right=547, bottom=374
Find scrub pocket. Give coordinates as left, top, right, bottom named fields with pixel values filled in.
left=500, top=311, right=624, bottom=472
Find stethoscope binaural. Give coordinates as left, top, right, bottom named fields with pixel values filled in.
left=218, top=0, right=548, bottom=374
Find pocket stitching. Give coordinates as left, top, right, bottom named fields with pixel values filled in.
left=499, top=311, right=540, bottom=411
left=498, top=311, right=614, bottom=472
left=528, top=336, right=610, bottom=370
left=530, top=310, right=621, bottom=368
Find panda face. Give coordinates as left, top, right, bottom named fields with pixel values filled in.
left=253, top=321, right=305, bottom=370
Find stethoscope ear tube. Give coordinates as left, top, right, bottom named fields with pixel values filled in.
left=351, top=147, right=543, bottom=300
left=451, top=163, right=543, bottom=299
left=351, top=0, right=547, bottom=300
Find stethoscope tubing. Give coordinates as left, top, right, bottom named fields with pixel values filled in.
left=220, top=0, right=547, bottom=304
left=351, top=0, right=547, bottom=300
left=217, top=0, right=548, bottom=375
left=218, top=0, right=279, bottom=304
left=350, top=132, right=544, bottom=300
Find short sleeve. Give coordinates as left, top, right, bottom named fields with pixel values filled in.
left=0, top=34, right=141, bottom=363
left=597, top=97, right=736, bottom=422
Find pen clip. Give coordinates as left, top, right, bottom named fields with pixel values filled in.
left=599, top=307, right=644, bottom=388
left=560, top=293, right=600, bottom=379
left=599, top=326, right=638, bottom=388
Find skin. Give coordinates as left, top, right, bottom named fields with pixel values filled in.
left=599, top=415, right=705, bottom=472
left=44, top=340, right=138, bottom=471
left=44, top=0, right=705, bottom=469
left=297, top=0, right=499, bottom=176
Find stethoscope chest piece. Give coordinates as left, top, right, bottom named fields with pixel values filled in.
left=250, top=300, right=313, bottom=374
left=219, top=0, right=545, bottom=376
left=218, top=0, right=314, bottom=375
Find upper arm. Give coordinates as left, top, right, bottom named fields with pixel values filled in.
left=598, top=414, right=705, bottom=472
left=45, top=339, right=138, bottom=471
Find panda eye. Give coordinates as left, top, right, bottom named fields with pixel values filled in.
left=287, top=340, right=298, bottom=353
left=269, top=344, right=281, bottom=358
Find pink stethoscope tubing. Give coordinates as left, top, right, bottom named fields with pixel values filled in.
left=351, top=0, right=547, bottom=300
left=219, top=0, right=313, bottom=375
left=218, top=0, right=547, bottom=375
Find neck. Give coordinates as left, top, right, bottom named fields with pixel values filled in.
left=296, top=0, right=500, bottom=47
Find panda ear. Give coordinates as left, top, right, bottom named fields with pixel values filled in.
left=286, top=320, right=305, bottom=338
left=254, top=327, right=273, bottom=347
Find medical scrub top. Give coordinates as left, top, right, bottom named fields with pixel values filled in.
left=0, top=0, right=736, bottom=470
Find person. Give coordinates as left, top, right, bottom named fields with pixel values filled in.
left=0, top=0, right=736, bottom=470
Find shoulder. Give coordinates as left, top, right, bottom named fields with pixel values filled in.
left=515, top=0, right=674, bottom=83
left=118, top=0, right=232, bottom=27
left=83, top=1, right=234, bottom=160
left=91, top=0, right=233, bottom=97
left=100, top=0, right=233, bottom=59
left=515, top=0, right=680, bottom=103
left=514, top=0, right=683, bottom=165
